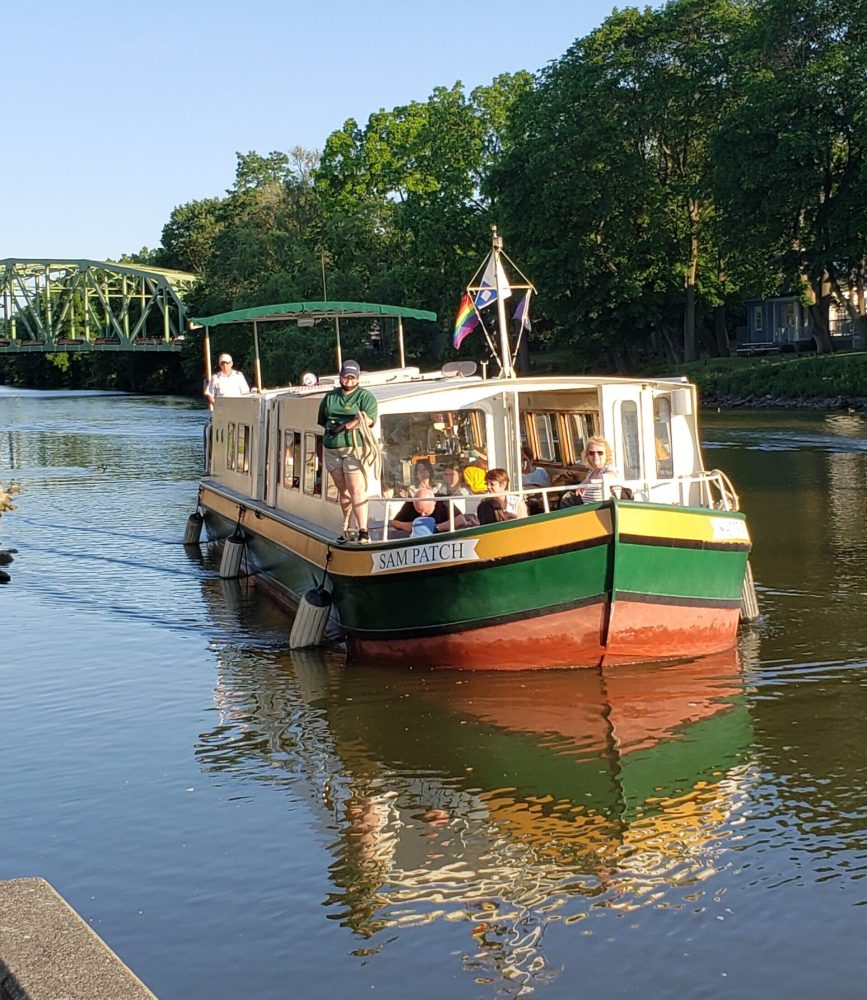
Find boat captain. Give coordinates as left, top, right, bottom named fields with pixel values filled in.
left=204, top=353, right=250, bottom=409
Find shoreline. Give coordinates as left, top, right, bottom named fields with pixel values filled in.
left=703, top=393, right=867, bottom=411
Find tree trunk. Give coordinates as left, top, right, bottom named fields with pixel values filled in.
left=659, top=320, right=682, bottom=364
left=713, top=305, right=731, bottom=357
left=806, top=271, right=833, bottom=354
left=682, top=209, right=700, bottom=362
left=683, top=281, right=697, bottom=362
left=808, top=299, right=832, bottom=354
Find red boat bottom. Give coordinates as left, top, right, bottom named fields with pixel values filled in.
left=349, top=602, right=608, bottom=670
left=602, top=599, right=741, bottom=663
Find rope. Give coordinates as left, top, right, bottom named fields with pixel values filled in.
left=353, top=414, right=381, bottom=489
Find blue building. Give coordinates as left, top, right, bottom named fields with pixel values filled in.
left=740, top=295, right=858, bottom=353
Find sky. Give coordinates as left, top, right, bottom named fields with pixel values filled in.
left=2, top=0, right=619, bottom=263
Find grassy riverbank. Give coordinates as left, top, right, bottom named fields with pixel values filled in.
left=673, top=352, right=867, bottom=409
left=534, top=348, right=867, bottom=409
left=531, top=348, right=867, bottom=409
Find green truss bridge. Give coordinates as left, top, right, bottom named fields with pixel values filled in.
left=0, top=259, right=198, bottom=353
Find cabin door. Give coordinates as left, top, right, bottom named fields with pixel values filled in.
left=599, top=384, right=649, bottom=497
left=263, top=399, right=280, bottom=508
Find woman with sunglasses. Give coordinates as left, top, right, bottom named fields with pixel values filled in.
left=576, top=437, right=622, bottom=503
left=317, top=360, right=379, bottom=542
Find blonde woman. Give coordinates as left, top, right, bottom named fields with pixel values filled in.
left=577, top=437, right=622, bottom=503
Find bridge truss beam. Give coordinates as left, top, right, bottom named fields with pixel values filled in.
left=0, top=259, right=198, bottom=353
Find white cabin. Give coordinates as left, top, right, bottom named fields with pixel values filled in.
left=205, top=367, right=738, bottom=538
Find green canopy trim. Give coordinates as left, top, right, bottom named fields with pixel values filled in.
left=191, top=301, right=437, bottom=328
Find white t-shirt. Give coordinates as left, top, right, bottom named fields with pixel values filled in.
left=206, top=369, right=250, bottom=398
left=580, top=465, right=621, bottom=502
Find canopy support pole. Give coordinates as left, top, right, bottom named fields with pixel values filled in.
left=253, top=321, right=262, bottom=390
left=397, top=316, right=405, bottom=368
left=203, top=328, right=212, bottom=408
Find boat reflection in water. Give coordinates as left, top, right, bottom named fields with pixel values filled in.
left=197, top=626, right=756, bottom=992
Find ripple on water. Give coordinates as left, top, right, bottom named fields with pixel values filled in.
left=5, top=398, right=867, bottom=1000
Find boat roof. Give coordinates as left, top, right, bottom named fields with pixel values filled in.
left=263, top=371, right=691, bottom=408
left=191, top=301, right=437, bottom=327
left=366, top=373, right=689, bottom=404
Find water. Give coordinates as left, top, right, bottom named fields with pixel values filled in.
left=2, top=388, right=867, bottom=999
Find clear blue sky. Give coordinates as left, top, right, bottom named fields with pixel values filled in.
left=2, top=0, right=619, bottom=263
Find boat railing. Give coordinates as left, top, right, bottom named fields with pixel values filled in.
left=374, top=484, right=585, bottom=539
left=371, top=470, right=740, bottom=540
left=376, top=495, right=478, bottom=541
left=630, top=470, right=740, bottom=510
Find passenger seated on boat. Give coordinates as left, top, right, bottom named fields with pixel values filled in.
left=435, top=460, right=471, bottom=498
left=521, top=446, right=551, bottom=487
left=575, top=437, right=622, bottom=503
left=409, top=459, right=435, bottom=496
left=388, top=488, right=467, bottom=535
left=468, top=468, right=528, bottom=525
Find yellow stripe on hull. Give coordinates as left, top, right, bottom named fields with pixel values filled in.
left=202, top=485, right=613, bottom=580
left=617, top=503, right=750, bottom=545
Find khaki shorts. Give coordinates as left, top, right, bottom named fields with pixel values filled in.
left=324, top=446, right=366, bottom=476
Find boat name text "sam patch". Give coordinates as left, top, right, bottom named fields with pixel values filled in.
left=710, top=517, right=750, bottom=541
left=371, top=539, right=480, bottom=574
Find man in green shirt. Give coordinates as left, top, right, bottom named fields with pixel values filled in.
left=317, top=360, right=378, bottom=542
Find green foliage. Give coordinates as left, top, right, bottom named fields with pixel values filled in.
left=712, top=0, right=867, bottom=346
left=153, top=198, right=223, bottom=273
left=0, top=351, right=186, bottom=393
left=490, top=0, right=749, bottom=367
left=676, top=352, right=867, bottom=401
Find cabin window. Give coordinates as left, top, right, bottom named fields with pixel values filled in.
left=236, top=424, right=250, bottom=474
left=569, top=413, right=597, bottom=462
left=303, top=432, right=323, bottom=497
left=620, top=402, right=642, bottom=479
left=653, top=397, right=674, bottom=478
left=753, top=306, right=763, bottom=332
left=530, top=413, right=563, bottom=463
left=380, top=409, right=487, bottom=495
left=226, top=422, right=236, bottom=471
left=282, top=430, right=301, bottom=489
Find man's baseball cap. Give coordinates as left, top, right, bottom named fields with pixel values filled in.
left=218, top=353, right=233, bottom=363
left=339, top=359, right=361, bottom=378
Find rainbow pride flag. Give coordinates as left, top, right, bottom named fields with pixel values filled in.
left=453, top=293, right=480, bottom=349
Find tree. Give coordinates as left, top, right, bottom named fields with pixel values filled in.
left=491, top=0, right=747, bottom=365
left=713, top=0, right=867, bottom=352
left=156, top=198, right=223, bottom=274
left=317, top=77, right=533, bottom=363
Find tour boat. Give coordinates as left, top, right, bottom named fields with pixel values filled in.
left=193, top=233, right=753, bottom=669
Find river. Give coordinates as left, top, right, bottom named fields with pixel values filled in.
left=1, top=388, right=866, bottom=999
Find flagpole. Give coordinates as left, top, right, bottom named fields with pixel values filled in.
left=492, top=226, right=513, bottom=378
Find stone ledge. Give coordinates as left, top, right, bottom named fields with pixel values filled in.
left=0, top=878, right=157, bottom=1000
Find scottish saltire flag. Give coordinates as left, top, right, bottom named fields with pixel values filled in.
left=453, top=294, right=480, bottom=349
left=475, top=253, right=512, bottom=309
left=513, top=291, right=532, bottom=332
